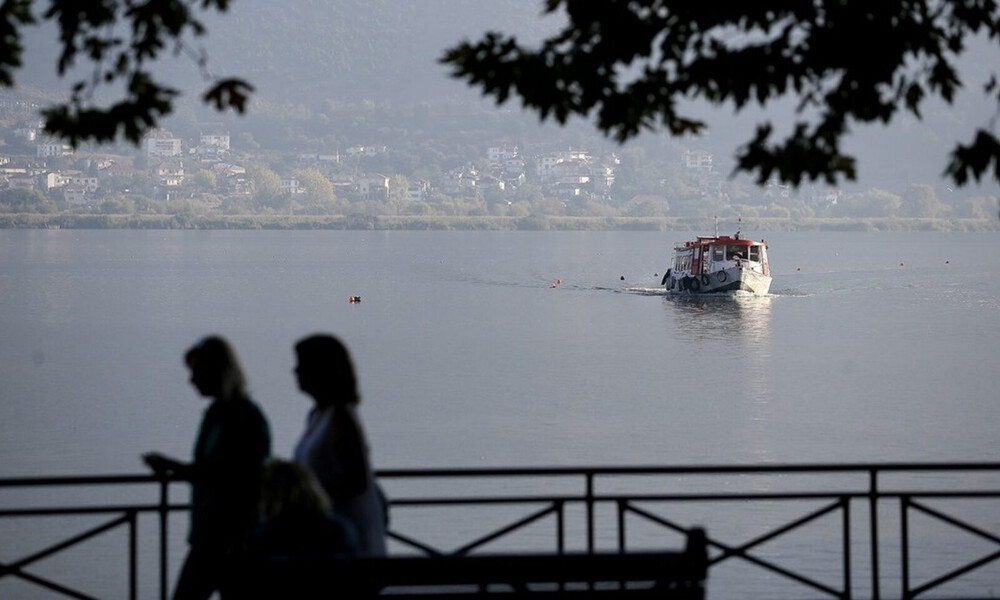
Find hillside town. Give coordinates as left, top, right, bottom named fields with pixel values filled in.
left=0, top=110, right=632, bottom=218
left=0, top=94, right=994, bottom=226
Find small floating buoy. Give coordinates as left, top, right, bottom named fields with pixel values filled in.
left=620, top=275, right=625, bottom=281
left=900, top=262, right=905, bottom=267
left=796, top=267, right=801, bottom=271
left=349, top=296, right=361, bottom=304
left=945, top=260, right=950, bottom=264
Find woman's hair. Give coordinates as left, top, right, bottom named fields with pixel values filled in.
left=259, top=459, right=332, bottom=521
left=294, top=334, right=360, bottom=405
left=185, top=335, right=247, bottom=401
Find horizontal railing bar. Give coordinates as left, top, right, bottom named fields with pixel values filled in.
left=5, top=493, right=1000, bottom=517
left=6, top=492, right=1000, bottom=516
left=385, top=494, right=858, bottom=507
left=4, top=462, right=1000, bottom=488
left=375, top=462, right=1000, bottom=478
left=0, top=504, right=188, bottom=517
left=0, top=474, right=163, bottom=487
left=610, top=491, right=1000, bottom=500
left=386, top=490, right=1000, bottom=506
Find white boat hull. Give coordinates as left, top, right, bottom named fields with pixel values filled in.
left=665, top=267, right=771, bottom=296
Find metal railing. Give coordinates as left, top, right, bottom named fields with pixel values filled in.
left=2, top=463, right=1000, bottom=599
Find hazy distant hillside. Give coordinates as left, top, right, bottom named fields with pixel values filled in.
left=11, top=1, right=997, bottom=194
left=202, top=0, right=559, bottom=105
left=17, top=0, right=557, bottom=106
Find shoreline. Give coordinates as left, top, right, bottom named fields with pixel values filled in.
left=1, top=213, right=998, bottom=232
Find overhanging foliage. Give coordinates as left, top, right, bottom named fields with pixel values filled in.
left=0, top=0, right=251, bottom=146
left=441, top=0, right=1000, bottom=187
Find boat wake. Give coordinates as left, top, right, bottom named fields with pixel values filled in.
left=617, top=286, right=669, bottom=296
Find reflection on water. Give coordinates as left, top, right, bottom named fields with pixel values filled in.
left=665, top=294, right=777, bottom=463
left=665, top=294, right=773, bottom=343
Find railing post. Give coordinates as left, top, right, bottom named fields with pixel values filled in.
left=869, top=469, right=880, bottom=600
left=556, top=500, right=565, bottom=555
left=901, top=496, right=910, bottom=600
left=159, top=478, right=169, bottom=600
left=585, top=472, right=594, bottom=554
left=843, top=496, right=851, bottom=600
left=617, top=500, right=626, bottom=553
left=129, top=509, right=137, bottom=600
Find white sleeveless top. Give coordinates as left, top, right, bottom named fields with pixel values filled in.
left=294, top=405, right=387, bottom=556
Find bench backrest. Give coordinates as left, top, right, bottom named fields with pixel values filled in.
left=259, top=528, right=707, bottom=599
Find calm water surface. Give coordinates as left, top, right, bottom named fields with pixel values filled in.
left=1, top=229, right=999, bottom=598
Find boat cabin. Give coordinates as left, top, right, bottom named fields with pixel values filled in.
left=672, top=235, right=769, bottom=277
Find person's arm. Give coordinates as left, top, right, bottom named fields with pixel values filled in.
left=142, top=452, right=193, bottom=479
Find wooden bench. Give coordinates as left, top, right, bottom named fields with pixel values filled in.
left=258, top=528, right=707, bottom=599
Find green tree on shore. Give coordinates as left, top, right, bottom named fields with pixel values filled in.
left=0, top=188, right=55, bottom=213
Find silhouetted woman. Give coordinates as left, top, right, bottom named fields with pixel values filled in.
left=292, top=334, right=387, bottom=556
left=143, top=335, right=272, bottom=600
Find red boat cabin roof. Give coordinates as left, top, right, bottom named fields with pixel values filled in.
left=676, top=235, right=761, bottom=250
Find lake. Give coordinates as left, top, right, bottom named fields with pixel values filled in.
left=1, top=229, right=999, bottom=598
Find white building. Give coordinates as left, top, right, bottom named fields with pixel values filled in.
left=154, top=160, right=184, bottom=186
left=359, top=174, right=389, bottom=200
left=63, top=186, right=88, bottom=205
left=280, top=177, right=300, bottom=195
left=69, top=173, right=99, bottom=193
left=488, top=145, right=519, bottom=165
left=37, top=140, right=73, bottom=158
left=535, top=150, right=592, bottom=178
left=196, top=129, right=230, bottom=156
left=144, top=130, right=182, bottom=157
left=684, top=150, right=714, bottom=173
left=407, top=179, right=430, bottom=202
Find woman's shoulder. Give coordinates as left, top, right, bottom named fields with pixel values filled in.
left=216, top=395, right=271, bottom=432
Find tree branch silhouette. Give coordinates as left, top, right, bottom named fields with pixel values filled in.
left=442, top=0, right=1000, bottom=187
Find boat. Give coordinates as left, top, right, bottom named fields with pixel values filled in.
left=661, top=228, right=771, bottom=295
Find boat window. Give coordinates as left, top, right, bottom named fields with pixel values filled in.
left=712, top=246, right=723, bottom=262
left=726, top=245, right=744, bottom=260
left=749, top=245, right=760, bottom=262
